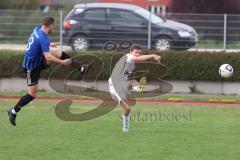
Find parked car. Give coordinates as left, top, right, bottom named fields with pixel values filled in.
left=63, top=3, right=198, bottom=52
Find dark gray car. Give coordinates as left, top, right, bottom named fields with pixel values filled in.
left=63, top=3, right=198, bottom=52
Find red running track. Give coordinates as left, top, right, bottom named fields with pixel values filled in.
left=0, top=96, right=240, bottom=107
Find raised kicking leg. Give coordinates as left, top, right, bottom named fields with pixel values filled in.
left=51, top=50, right=91, bottom=75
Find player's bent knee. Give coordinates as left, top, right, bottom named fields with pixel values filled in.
left=28, top=86, right=38, bottom=98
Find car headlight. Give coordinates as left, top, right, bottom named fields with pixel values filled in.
left=178, top=31, right=191, bottom=38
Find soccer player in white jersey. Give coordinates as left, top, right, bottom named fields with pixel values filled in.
left=109, top=44, right=161, bottom=132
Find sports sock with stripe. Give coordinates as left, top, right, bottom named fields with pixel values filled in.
left=12, top=94, right=35, bottom=114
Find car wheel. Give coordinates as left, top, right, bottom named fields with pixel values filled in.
left=154, top=37, right=172, bottom=51
left=71, top=35, right=89, bottom=52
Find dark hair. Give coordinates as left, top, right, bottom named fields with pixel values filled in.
left=130, top=43, right=142, bottom=51
left=42, top=16, right=55, bottom=26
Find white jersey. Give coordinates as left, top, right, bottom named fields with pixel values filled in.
left=108, top=54, right=136, bottom=102
left=110, top=53, right=135, bottom=81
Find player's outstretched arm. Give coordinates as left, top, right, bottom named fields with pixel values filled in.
left=44, top=52, right=72, bottom=65
left=131, top=54, right=161, bottom=63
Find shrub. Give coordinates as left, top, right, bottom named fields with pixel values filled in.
left=0, top=50, right=239, bottom=81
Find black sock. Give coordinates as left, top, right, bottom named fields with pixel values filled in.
left=61, top=51, right=80, bottom=67
left=60, top=51, right=71, bottom=60
left=61, top=51, right=81, bottom=68
left=13, top=94, right=35, bottom=113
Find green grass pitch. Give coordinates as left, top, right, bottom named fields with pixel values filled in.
left=0, top=99, right=240, bottom=160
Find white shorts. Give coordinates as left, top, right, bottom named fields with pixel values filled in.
left=108, top=78, right=127, bottom=103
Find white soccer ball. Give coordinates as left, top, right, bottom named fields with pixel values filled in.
left=219, top=64, right=233, bottom=78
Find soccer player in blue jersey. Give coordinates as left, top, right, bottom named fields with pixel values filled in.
left=7, top=16, right=88, bottom=126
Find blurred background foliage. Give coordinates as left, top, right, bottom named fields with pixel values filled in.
left=0, top=0, right=39, bottom=10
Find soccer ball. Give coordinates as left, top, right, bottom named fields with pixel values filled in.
left=219, top=64, right=233, bottom=78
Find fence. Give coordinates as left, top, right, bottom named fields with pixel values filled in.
left=0, top=9, right=240, bottom=52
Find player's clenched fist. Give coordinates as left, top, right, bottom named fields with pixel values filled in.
left=152, top=54, right=161, bottom=63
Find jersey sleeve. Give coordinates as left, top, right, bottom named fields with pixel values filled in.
left=126, top=54, right=134, bottom=63
left=40, top=36, right=50, bottom=53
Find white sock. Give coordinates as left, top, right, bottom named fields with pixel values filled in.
left=11, top=109, right=17, bottom=114
left=122, top=113, right=130, bottom=129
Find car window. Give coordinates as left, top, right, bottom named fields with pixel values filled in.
left=69, top=8, right=85, bottom=19
left=108, top=9, right=146, bottom=26
left=83, top=9, right=106, bottom=21
left=135, top=8, right=164, bottom=24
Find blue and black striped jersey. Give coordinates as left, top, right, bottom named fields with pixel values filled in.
left=23, top=26, right=50, bottom=70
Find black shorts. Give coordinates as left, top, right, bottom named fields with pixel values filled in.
left=24, top=68, right=42, bottom=86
